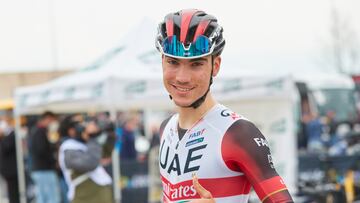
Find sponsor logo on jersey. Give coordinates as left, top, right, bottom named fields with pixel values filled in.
left=220, top=109, right=240, bottom=120
left=253, top=137, right=269, bottom=147
left=188, top=128, right=205, bottom=139
left=185, top=137, right=204, bottom=147
left=160, top=140, right=207, bottom=176
left=162, top=181, right=197, bottom=201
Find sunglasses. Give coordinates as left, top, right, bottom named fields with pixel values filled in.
left=157, top=35, right=215, bottom=59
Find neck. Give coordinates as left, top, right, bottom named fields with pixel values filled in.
left=177, top=94, right=217, bottom=129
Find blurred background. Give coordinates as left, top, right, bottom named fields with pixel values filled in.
left=1, top=0, right=360, bottom=203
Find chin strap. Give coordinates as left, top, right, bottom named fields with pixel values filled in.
left=186, top=74, right=213, bottom=109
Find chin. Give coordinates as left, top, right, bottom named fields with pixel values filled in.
left=173, top=99, right=193, bottom=108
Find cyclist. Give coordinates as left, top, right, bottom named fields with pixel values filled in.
left=155, top=9, right=294, bottom=203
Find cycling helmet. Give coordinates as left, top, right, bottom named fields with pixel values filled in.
left=156, top=9, right=225, bottom=59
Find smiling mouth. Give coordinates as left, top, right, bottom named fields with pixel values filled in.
left=172, top=85, right=194, bottom=92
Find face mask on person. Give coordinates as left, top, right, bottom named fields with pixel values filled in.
left=48, top=121, right=59, bottom=131
left=0, top=120, right=11, bottom=136
left=48, top=121, right=60, bottom=143
left=88, top=131, right=102, bottom=138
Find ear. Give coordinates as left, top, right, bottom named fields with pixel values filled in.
left=212, top=56, right=221, bottom=77
left=161, top=55, right=167, bottom=65
left=161, top=55, right=165, bottom=69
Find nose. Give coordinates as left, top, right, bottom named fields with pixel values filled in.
left=175, top=66, right=191, bottom=84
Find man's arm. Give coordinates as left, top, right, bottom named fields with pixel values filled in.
left=221, top=119, right=294, bottom=203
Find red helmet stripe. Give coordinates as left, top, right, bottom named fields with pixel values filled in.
left=193, top=20, right=210, bottom=42
left=180, top=9, right=199, bottom=43
left=166, top=19, right=174, bottom=37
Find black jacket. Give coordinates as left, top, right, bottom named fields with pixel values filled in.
left=0, top=130, right=18, bottom=178
left=29, top=125, right=57, bottom=171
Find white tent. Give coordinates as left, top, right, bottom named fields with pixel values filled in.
left=14, top=18, right=299, bottom=203
left=14, top=17, right=297, bottom=115
left=14, top=19, right=169, bottom=115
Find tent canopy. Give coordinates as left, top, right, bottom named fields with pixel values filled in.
left=14, top=18, right=297, bottom=115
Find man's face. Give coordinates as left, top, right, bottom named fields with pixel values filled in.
left=43, top=116, right=56, bottom=127
left=162, top=55, right=220, bottom=107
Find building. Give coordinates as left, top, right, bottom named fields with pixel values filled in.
left=0, top=70, right=71, bottom=101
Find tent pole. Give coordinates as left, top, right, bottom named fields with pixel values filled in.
left=110, top=109, right=121, bottom=203
left=112, top=147, right=121, bottom=203
left=14, top=113, right=27, bottom=203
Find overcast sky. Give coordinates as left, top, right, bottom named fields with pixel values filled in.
left=0, top=0, right=359, bottom=74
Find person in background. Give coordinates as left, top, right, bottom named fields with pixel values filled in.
left=58, top=119, right=112, bottom=203
left=57, top=116, right=78, bottom=203
left=0, top=114, right=19, bottom=203
left=28, top=111, right=60, bottom=203
left=302, top=113, right=324, bottom=154
left=100, top=120, right=116, bottom=175
left=120, top=114, right=140, bottom=161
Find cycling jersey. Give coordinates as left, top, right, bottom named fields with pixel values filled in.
left=159, top=104, right=293, bottom=203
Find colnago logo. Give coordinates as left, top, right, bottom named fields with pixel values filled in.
left=220, top=109, right=240, bottom=120
left=162, top=181, right=197, bottom=200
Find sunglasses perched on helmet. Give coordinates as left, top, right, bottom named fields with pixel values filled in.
left=157, top=35, right=216, bottom=59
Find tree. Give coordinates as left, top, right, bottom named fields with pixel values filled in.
left=328, top=4, right=360, bottom=74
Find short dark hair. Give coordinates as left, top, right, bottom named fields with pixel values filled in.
left=41, top=111, right=56, bottom=119
left=58, top=115, right=77, bottom=138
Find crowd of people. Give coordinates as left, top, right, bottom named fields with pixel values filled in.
left=2, top=99, right=360, bottom=203
left=2, top=105, right=360, bottom=203
left=0, top=109, right=159, bottom=203
left=298, top=109, right=360, bottom=202
left=298, top=109, right=360, bottom=156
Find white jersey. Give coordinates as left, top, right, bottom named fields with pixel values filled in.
left=159, top=104, right=292, bottom=203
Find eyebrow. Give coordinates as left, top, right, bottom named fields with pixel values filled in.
left=166, top=56, right=180, bottom=61
left=189, top=58, right=208, bottom=62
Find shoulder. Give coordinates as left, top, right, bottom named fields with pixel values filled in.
left=31, top=126, right=46, bottom=135
left=205, top=104, right=245, bottom=132
left=160, top=116, right=172, bottom=131
left=159, top=115, right=174, bottom=138
left=223, top=118, right=268, bottom=149
left=228, top=119, right=263, bottom=138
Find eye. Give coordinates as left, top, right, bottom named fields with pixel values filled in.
left=167, top=59, right=179, bottom=65
left=191, top=61, right=204, bottom=67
